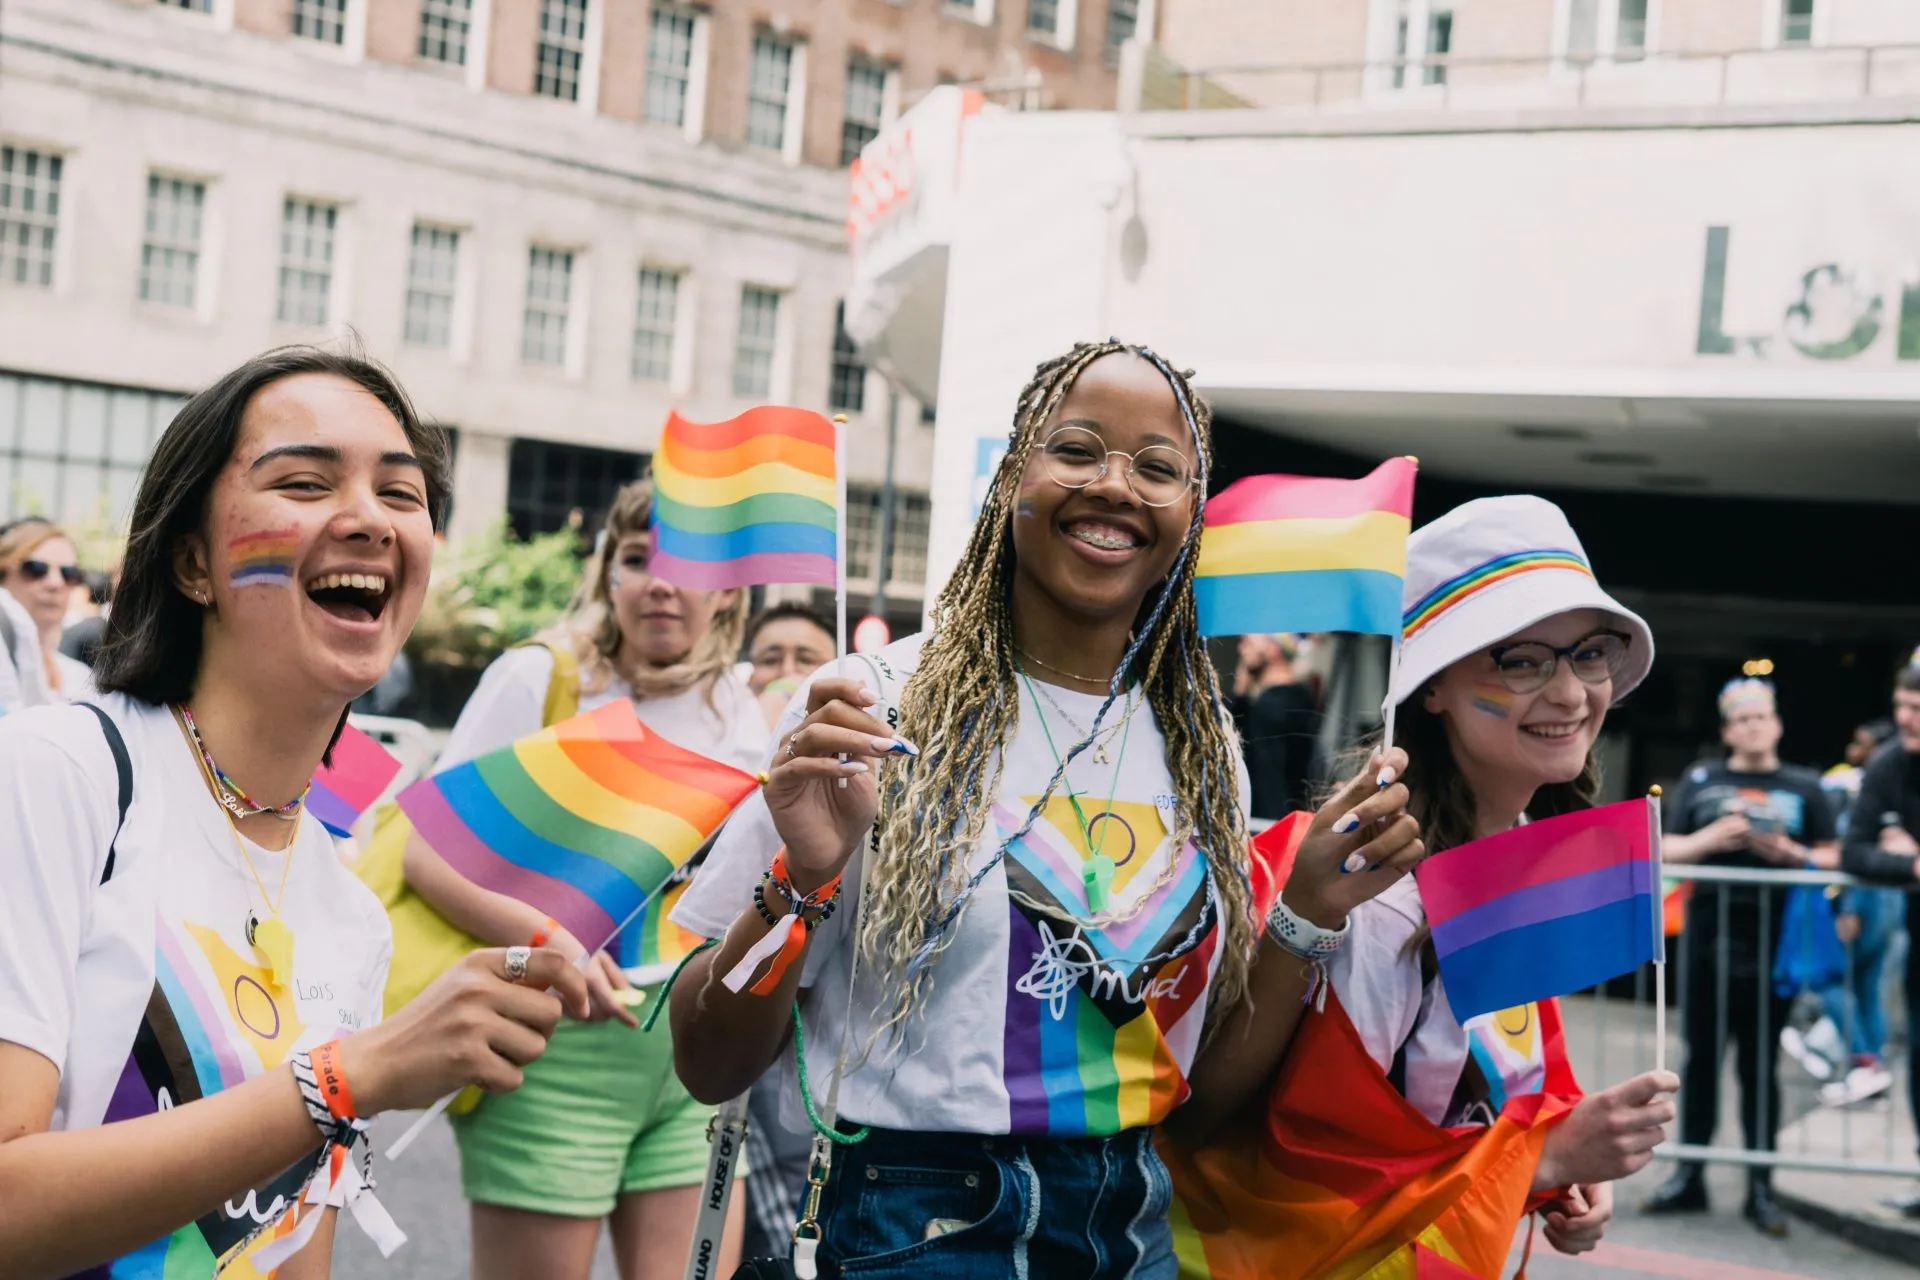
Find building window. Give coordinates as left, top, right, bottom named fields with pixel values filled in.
left=1029, top=0, right=1061, bottom=38
left=733, top=285, right=780, bottom=398
left=0, top=147, right=63, bottom=290
left=842, top=59, right=889, bottom=166
left=535, top=0, right=589, bottom=101
left=1616, top=0, right=1648, bottom=58
left=522, top=247, right=574, bottom=366
left=631, top=267, right=680, bottom=382
left=506, top=438, right=647, bottom=537
left=846, top=487, right=930, bottom=587
left=276, top=198, right=337, bottom=326
left=830, top=303, right=866, bottom=414
left=1781, top=0, right=1815, bottom=45
left=645, top=6, right=697, bottom=126
left=404, top=224, right=460, bottom=348
left=1105, top=0, right=1137, bottom=66
left=164, top=0, right=213, bottom=12
left=291, top=0, right=349, bottom=44
left=138, top=175, right=205, bottom=310
left=419, top=0, right=473, bottom=65
left=0, top=372, right=188, bottom=527
left=1423, top=4, right=1453, bottom=84
left=746, top=30, right=795, bottom=152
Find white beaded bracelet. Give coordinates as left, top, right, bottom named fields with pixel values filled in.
left=1265, top=895, right=1350, bottom=961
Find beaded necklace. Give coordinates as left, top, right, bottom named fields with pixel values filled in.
left=178, top=703, right=307, bottom=820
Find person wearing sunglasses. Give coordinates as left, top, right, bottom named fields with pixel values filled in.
left=1167, top=495, right=1677, bottom=1275
left=0, top=519, right=94, bottom=706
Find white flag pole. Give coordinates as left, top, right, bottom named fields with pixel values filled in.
left=1380, top=456, right=1418, bottom=757
left=832, top=413, right=850, bottom=788
left=1649, top=785, right=1667, bottom=1076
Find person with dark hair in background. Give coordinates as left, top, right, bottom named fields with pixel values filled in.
left=61, top=569, right=117, bottom=672
left=742, top=601, right=836, bottom=731
left=1643, top=677, right=1838, bottom=1236
left=1838, top=654, right=1920, bottom=1215
left=1230, top=631, right=1322, bottom=819
left=0, top=346, right=586, bottom=1278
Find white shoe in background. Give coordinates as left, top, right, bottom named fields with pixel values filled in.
left=1819, top=1063, right=1894, bottom=1107
left=1782, top=1026, right=1837, bottom=1081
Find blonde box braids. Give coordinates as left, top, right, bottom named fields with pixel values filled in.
left=858, top=341, right=1257, bottom=1043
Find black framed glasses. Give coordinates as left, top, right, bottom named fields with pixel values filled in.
left=1039, top=426, right=1199, bottom=509
left=1486, top=629, right=1631, bottom=694
left=17, top=559, right=84, bottom=586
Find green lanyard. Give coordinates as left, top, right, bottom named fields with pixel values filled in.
left=1017, top=668, right=1134, bottom=914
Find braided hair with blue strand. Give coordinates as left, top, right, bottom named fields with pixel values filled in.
left=857, top=341, right=1256, bottom=1045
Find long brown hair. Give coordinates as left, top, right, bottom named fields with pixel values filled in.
left=859, top=341, right=1257, bottom=1040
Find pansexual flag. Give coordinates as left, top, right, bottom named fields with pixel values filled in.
left=1194, top=458, right=1417, bottom=638
left=1415, top=798, right=1662, bottom=1022
left=309, top=723, right=403, bottom=838
left=649, top=407, right=837, bottom=590
left=397, top=701, right=761, bottom=951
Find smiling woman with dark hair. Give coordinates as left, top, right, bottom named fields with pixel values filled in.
left=0, top=346, right=588, bottom=1280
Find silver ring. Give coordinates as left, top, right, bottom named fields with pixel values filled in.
left=785, top=734, right=799, bottom=759
left=504, top=945, right=531, bottom=982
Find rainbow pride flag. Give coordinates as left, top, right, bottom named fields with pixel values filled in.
left=1194, top=458, right=1416, bottom=638
left=648, top=406, right=837, bottom=590
left=1415, top=799, right=1662, bottom=1022
left=309, top=723, right=402, bottom=838
left=397, top=701, right=761, bottom=951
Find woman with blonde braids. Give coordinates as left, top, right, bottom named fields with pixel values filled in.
left=403, top=478, right=768, bottom=1280
left=670, top=341, right=1424, bottom=1277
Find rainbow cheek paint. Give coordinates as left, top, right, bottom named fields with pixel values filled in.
left=1470, top=683, right=1515, bottom=719
left=227, top=529, right=300, bottom=590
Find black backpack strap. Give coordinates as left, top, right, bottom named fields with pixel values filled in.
left=75, top=702, right=132, bottom=885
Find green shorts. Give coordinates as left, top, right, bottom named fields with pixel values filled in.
left=450, top=992, right=730, bottom=1217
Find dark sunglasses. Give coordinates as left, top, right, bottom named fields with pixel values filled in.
left=16, top=559, right=84, bottom=586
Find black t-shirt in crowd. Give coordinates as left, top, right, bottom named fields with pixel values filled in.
left=1232, top=681, right=1322, bottom=820
left=1666, top=758, right=1837, bottom=944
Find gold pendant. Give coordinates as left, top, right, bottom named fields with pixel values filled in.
left=1095, top=742, right=1111, bottom=765
left=250, top=912, right=296, bottom=989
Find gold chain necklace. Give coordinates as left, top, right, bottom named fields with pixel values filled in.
left=173, top=707, right=301, bottom=988
left=1014, top=647, right=1119, bottom=687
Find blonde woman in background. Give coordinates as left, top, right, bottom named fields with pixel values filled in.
left=0, top=518, right=95, bottom=704
left=402, top=478, right=768, bottom=1280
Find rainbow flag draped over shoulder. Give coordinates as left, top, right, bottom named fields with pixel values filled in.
left=648, top=406, right=838, bottom=590
left=1162, top=817, right=1582, bottom=1280
left=396, top=701, right=760, bottom=951
left=1416, top=799, right=1661, bottom=1023
left=1194, top=458, right=1417, bottom=637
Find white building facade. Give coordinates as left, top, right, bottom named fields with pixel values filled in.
left=0, top=0, right=952, bottom=618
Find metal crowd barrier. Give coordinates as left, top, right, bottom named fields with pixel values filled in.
left=1567, top=863, right=1916, bottom=1179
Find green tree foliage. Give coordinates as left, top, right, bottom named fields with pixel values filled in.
left=408, top=520, right=585, bottom=670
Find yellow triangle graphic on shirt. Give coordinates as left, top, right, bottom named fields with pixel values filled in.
left=1489, top=1003, right=1539, bottom=1063
left=184, top=921, right=307, bottom=1070
left=1021, top=796, right=1169, bottom=895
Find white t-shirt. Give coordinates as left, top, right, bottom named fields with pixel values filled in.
left=673, top=632, right=1249, bottom=1138
left=0, top=589, right=48, bottom=714
left=438, top=644, right=770, bottom=985
left=1327, top=875, right=1549, bottom=1127
left=0, top=693, right=391, bottom=1276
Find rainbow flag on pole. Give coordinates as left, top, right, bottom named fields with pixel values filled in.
left=396, top=701, right=761, bottom=950
left=648, top=406, right=838, bottom=590
left=308, top=723, right=403, bottom=838
left=1194, top=458, right=1417, bottom=637
left=1415, top=798, right=1662, bottom=1022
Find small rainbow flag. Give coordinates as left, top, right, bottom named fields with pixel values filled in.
left=1194, top=458, right=1416, bottom=638
left=396, top=701, right=761, bottom=950
left=648, top=407, right=837, bottom=590
left=309, top=723, right=403, bottom=838
left=228, top=528, right=299, bottom=588
left=1415, top=798, right=1662, bottom=1022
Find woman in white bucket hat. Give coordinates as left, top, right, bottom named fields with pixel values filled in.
left=1159, top=496, right=1683, bottom=1278
left=1341, top=495, right=1677, bottom=1255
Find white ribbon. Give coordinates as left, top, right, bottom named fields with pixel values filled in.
left=248, top=1144, right=406, bottom=1272
left=721, top=919, right=797, bottom=994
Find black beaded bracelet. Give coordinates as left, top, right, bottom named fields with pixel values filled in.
left=754, top=872, right=841, bottom=931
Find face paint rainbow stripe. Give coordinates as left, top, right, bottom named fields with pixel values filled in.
left=1470, top=683, right=1514, bottom=719
left=228, top=528, right=300, bottom=589
left=1401, top=549, right=1592, bottom=641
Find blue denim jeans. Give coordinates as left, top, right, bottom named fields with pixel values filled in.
left=814, top=1124, right=1177, bottom=1279
left=1820, top=887, right=1906, bottom=1058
